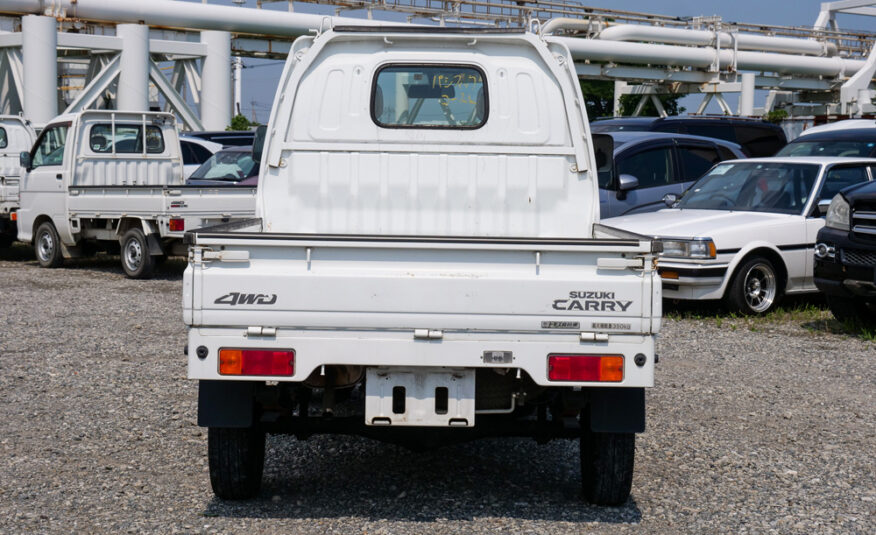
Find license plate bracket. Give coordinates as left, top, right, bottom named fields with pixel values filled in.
left=365, top=367, right=475, bottom=427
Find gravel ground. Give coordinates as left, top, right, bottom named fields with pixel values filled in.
left=1, top=245, right=874, bottom=534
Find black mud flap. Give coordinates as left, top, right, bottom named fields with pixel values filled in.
left=146, top=233, right=164, bottom=256
left=589, top=387, right=645, bottom=433
left=197, top=380, right=255, bottom=428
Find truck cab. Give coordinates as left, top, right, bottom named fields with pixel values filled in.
left=185, top=27, right=661, bottom=505
left=0, top=115, right=37, bottom=246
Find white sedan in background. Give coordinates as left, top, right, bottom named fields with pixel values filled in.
left=603, top=157, right=876, bottom=314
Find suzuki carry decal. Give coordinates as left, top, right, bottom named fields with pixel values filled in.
left=214, top=292, right=278, bottom=306
left=552, top=291, right=632, bottom=312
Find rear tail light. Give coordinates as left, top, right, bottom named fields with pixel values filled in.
left=219, top=349, right=295, bottom=376
left=548, top=354, right=624, bottom=382
left=169, top=218, right=185, bottom=232
left=10, top=211, right=16, bottom=221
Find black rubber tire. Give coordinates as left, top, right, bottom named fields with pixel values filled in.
left=208, top=427, right=265, bottom=500
left=120, top=228, right=155, bottom=279
left=580, top=429, right=635, bottom=506
left=34, top=221, right=63, bottom=268
left=826, top=294, right=876, bottom=326
left=724, top=256, right=781, bottom=315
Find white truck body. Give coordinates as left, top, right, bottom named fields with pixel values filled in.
left=16, top=111, right=256, bottom=276
left=0, top=116, right=37, bottom=244
left=184, top=27, right=662, bottom=505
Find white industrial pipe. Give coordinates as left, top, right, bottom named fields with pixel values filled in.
left=556, top=37, right=866, bottom=78
left=21, top=15, right=57, bottom=124
left=598, top=24, right=838, bottom=57
left=0, top=0, right=373, bottom=36
left=739, top=73, right=755, bottom=116
left=200, top=31, right=232, bottom=131
left=116, top=24, right=149, bottom=111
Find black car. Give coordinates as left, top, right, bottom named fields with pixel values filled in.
left=776, top=129, right=876, bottom=158
left=814, top=178, right=876, bottom=324
left=591, top=116, right=788, bottom=157
left=186, top=130, right=256, bottom=147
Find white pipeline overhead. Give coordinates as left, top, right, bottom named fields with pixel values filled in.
left=596, top=24, right=839, bottom=57
left=0, top=0, right=375, bottom=36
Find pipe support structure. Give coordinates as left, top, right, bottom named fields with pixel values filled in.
left=21, top=14, right=57, bottom=125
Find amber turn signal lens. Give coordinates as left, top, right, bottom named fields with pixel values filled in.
left=10, top=212, right=16, bottom=221
left=659, top=270, right=679, bottom=280
left=219, top=348, right=294, bottom=376
left=169, top=218, right=185, bottom=232
left=548, top=354, right=624, bottom=382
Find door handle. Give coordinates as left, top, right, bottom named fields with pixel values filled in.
left=55, top=173, right=62, bottom=179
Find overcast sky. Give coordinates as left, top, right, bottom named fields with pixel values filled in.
left=189, top=1, right=875, bottom=121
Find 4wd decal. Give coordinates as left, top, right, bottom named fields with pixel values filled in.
left=214, top=292, right=277, bottom=306
left=552, top=291, right=633, bottom=312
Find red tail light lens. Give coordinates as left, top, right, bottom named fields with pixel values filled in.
left=219, top=349, right=295, bottom=376
left=548, top=354, right=624, bottom=382
left=169, top=218, right=185, bottom=231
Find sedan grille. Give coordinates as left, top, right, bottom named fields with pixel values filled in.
left=841, top=248, right=876, bottom=267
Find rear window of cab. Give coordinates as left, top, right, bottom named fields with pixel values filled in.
left=371, top=64, right=488, bottom=129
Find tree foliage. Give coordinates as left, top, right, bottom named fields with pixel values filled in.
left=227, top=114, right=259, bottom=131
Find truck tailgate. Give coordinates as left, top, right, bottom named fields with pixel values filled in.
left=186, top=232, right=660, bottom=335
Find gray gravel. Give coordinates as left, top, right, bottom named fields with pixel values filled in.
left=1, top=244, right=874, bottom=534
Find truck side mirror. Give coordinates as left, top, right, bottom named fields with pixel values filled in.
left=663, top=193, right=678, bottom=207
left=19, top=151, right=31, bottom=171
left=252, top=124, right=267, bottom=164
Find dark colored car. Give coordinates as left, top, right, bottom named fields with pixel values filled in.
left=814, top=178, right=876, bottom=324
left=776, top=129, right=876, bottom=158
left=186, top=146, right=258, bottom=186
left=592, top=116, right=788, bottom=157
left=595, top=131, right=746, bottom=218
left=186, top=130, right=256, bottom=147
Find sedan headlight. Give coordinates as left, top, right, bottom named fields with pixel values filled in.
left=660, top=238, right=717, bottom=259
left=825, top=194, right=850, bottom=231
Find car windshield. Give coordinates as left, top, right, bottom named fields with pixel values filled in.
left=776, top=140, right=876, bottom=157
left=677, top=162, right=819, bottom=214
left=189, top=149, right=256, bottom=181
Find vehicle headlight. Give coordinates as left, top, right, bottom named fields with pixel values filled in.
left=660, top=239, right=717, bottom=259
left=825, top=194, right=850, bottom=231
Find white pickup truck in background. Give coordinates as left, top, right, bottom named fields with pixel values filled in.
left=0, top=115, right=37, bottom=247
left=184, top=27, right=662, bottom=505
left=16, top=111, right=256, bottom=278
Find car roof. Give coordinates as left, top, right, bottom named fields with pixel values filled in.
left=603, top=131, right=744, bottom=151
left=787, top=129, right=876, bottom=142
left=718, top=156, right=876, bottom=165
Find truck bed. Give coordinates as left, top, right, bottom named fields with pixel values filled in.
left=185, top=220, right=661, bottom=387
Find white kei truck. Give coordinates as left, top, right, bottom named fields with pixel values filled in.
left=184, top=26, right=662, bottom=505
left=15, top=110, right=257, bottom=278
left=0, top=115, right=37, bottom=247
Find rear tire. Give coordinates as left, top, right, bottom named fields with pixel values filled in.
left=580, top=429, right=635, bottom=506
left=208, top=427, right=265, bottom=500
left=826, top=294, right=875, bottom=326
left=120, top=228, right=155, bottom=279
left=34, top=221, right=63, bottom=268
left=725, top=256, right=781, bottom=315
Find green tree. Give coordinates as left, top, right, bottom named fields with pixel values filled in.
left=227, top=114, right=259, bottom=131
left=579, top=80, right=685, bottom=119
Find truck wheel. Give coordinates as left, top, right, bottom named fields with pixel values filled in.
left=826, top=294, right=875, bottom=326
left=34, top=221, right=63, bottom=268
left=208, top=427, right=265, bottom=500
left=724, top=256, right=780, bottom=315
left=121, top=228, right=155, bottom=279
left=580, top=429, right=635, bottom=506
